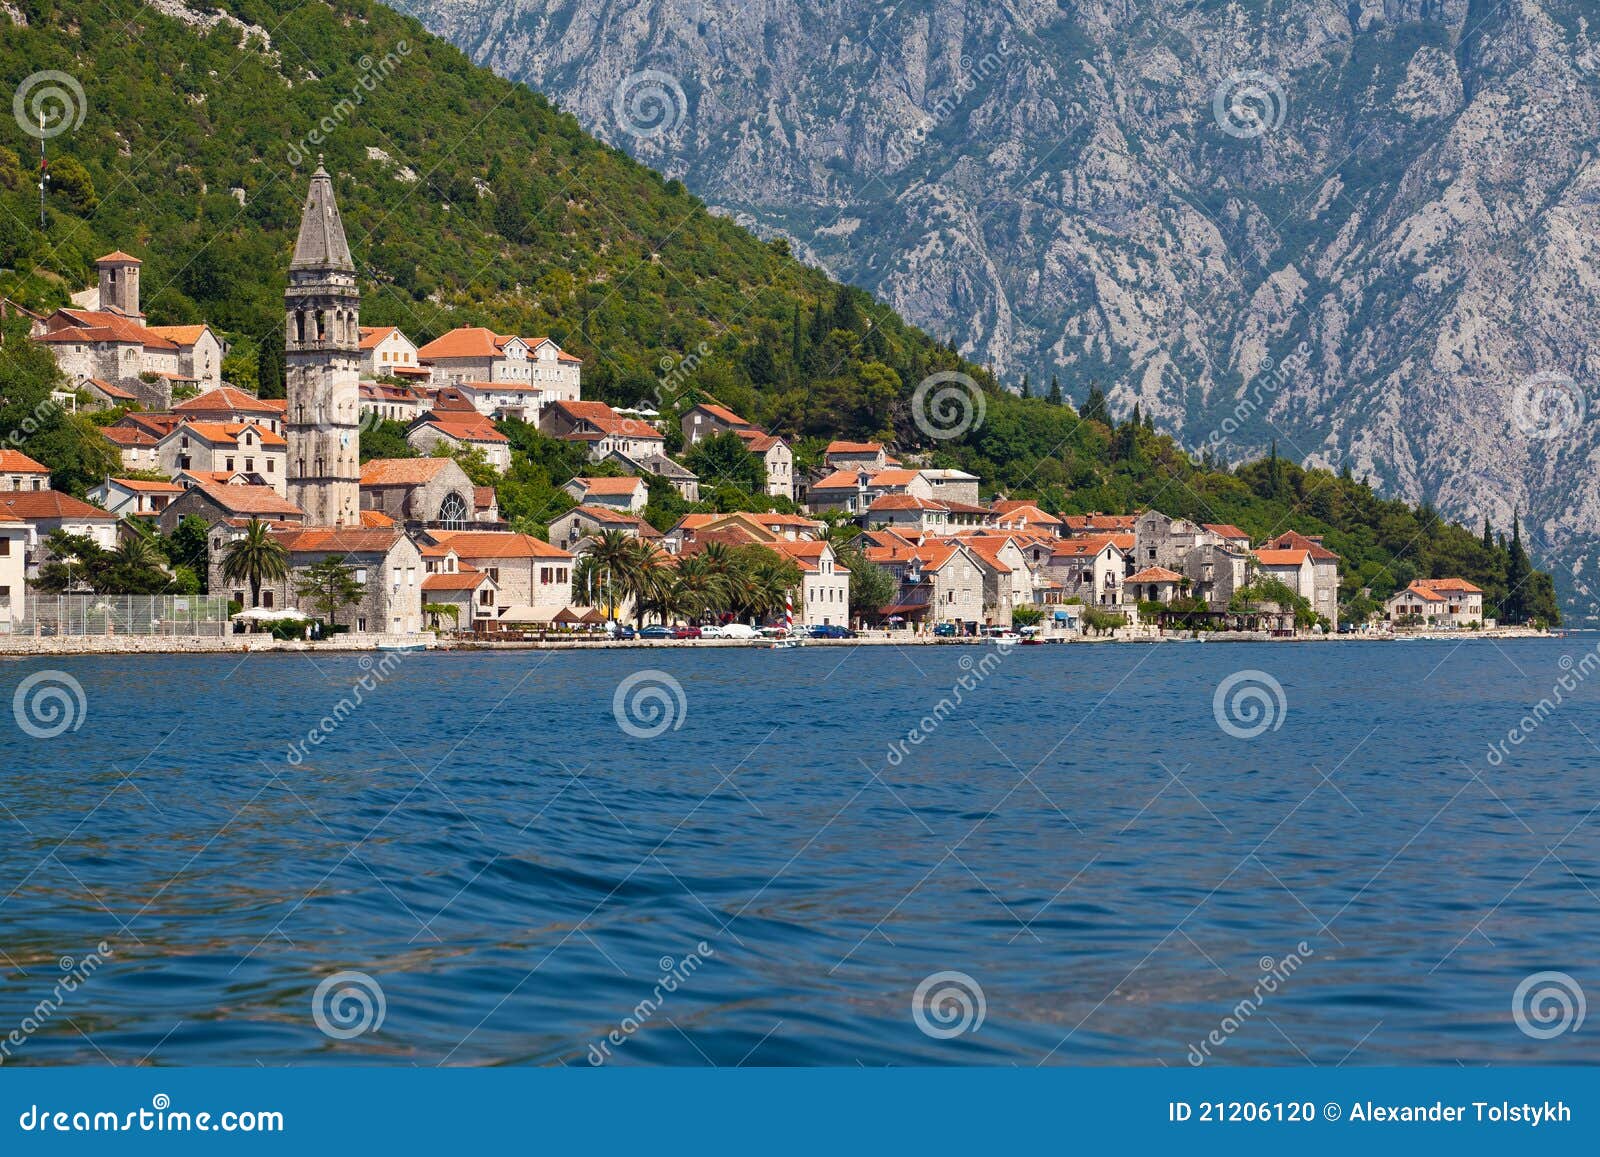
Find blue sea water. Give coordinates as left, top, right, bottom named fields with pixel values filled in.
left=1, top=639, right=1597, bottom=1067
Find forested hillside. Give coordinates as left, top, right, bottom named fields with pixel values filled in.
left=0, top=0, right=1561, bottom=623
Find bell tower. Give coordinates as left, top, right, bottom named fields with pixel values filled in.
left=285, top=160, right=361, bottom=528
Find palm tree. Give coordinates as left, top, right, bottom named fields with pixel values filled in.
left=746, top=554, right=801, bottom=621
left=673, top=554, right=728, bottom=622
left=220, top=518, right=289, bottom=609
left=582, top=529, right=646, bottom=622
left=627, top=544, right=674, bottom=626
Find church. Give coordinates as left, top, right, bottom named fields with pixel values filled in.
left=208, top=164, right=424, bottom=634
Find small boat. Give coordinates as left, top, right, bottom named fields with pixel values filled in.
left=376, top=640, right=429, bottom=653
left=770, top=594, right=804, bottom=648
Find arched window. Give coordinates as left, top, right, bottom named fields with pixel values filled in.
left=438, top=491, right=470, bottom=529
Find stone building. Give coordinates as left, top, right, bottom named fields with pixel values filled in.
left=284, top=164, right=363, bottom=528
left=210, top=526, right=423, bottom=632
left=359, top=457, right=486, bottom=528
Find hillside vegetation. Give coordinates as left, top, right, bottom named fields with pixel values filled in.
left=0, top=0, right=1560, bottom=623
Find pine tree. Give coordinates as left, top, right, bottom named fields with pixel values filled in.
left=1131, top=401, right=1142, bottom=428
left=1047, top=374, right=1064, bottom=406
left=1143, top=407, right=1154, bottom=431
left=1019, top=372, right=1031, bottom=399
left=1482, top=517, right=1494, bottom=552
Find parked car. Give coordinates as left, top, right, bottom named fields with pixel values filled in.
left=639, top=624, right=673, bottom=640
left=932, top=622, right=958, bottom=637
left=710, top=623, right=759, bottom=640
left=758, top=625, right=790, bottom=639
left=808, top=624, right=856, bottom=639
left=672, top=625, right=703, bottom=639
left=611, top=625, right=637, bottom=640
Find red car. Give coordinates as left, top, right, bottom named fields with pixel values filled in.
left=672, top=625, right=702, bottom=639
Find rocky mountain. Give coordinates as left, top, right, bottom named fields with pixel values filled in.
left=389, top=0, right=1600, bottom=620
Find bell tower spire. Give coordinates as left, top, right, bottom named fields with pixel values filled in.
left=284, top=161, right=361, bottom=528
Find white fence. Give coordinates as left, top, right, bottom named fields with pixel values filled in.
left=7, top=595, right=233, bottom=637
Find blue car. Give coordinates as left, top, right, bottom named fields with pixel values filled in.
left=639, top=624, right=673, bottom=640
left=807, top=624, right=856, bottom=639
left=611, top=625, right=637, bottom=640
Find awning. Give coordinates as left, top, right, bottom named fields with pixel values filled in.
left=498, top=604, right=554, bottom=624
left=551, top=606, right=585, bottom=624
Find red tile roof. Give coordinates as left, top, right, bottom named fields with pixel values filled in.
left=1263, top=531, right=1339, bottom=561
left=186, top=479, right=305, bottom=517
left=415, top=414, right=509, bottom=444
left=1126, top=566, right=1184, bottom=583
left=359, top=457, right=458, bottom=486
left=0, top=490, right=117, bottom=520
left=173, top=386, right=278, bottom=415
left=96, top=250, right=141, bottom=264
left=1203, top=523, right=1250, bottom=541
left=358, top=325, right=400, bottom=350
left=417, top=326, right=519, bottom=360
left=428, top=530, right=573, bottom=559
left=569, top=476, right=647, bottom=496
left=1416, top=577, right=1483, bottom=594
left=1254, top=548, right=1310, bottom=566
left=144, top=325, right=211, bottom=347
left=0, top=449, right=49, bottom=473
left=825, top=440, right=884, bottom=455
left=273, top=527, right=405, bottom=553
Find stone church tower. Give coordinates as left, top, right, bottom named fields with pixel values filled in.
left=285, top=162, right=361, bottom=528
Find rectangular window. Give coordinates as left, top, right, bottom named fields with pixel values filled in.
left=0, top=586, right=8, bottom=603
left=262, top=590, right=274, bottom=608
left=355, top=568, right=367, bottom=584
left=0, top=538, right=8, bottom=556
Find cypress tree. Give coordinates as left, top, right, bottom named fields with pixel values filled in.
left=1082, top=384, right=1108, bottom=424
left=1047, top=374, right=1064, bottom=406
left=1019, top=372, right=1031, bottom=399
left=1482, top=517, right=1494, bottom=552
left=1504, top=511, right=1533, bottom=623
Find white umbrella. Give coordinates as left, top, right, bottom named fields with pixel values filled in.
left=232, top=607, right=311, bottom=621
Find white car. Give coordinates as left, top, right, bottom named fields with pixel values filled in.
left=704, top=623, right=758, bottom=640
